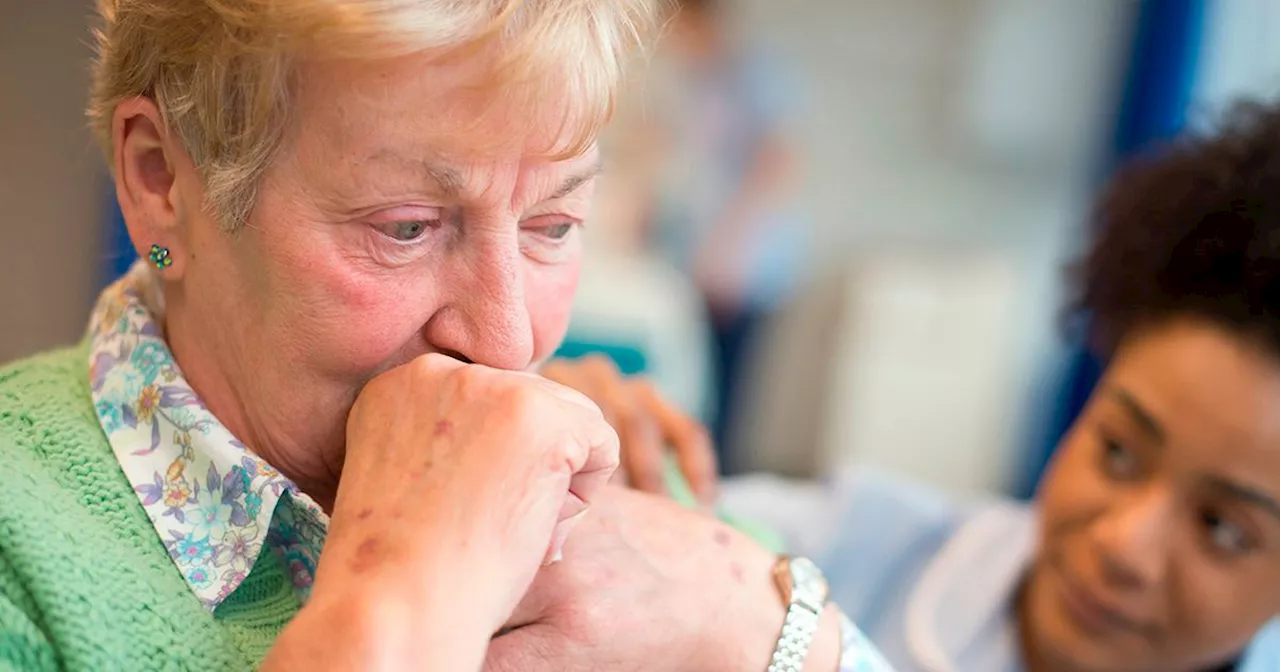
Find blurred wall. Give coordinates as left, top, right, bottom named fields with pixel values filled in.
left=1195, top=0, right=1280, bottom=115
left=0, top=1, right=102, bottom=363
left=731, top=0, right=1134, bottom=494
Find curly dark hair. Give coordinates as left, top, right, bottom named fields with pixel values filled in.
left=1071, top=100, right=1280, bottom=357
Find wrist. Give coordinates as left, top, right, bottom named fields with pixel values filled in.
left=760, top=556, right=840, bottom=672
left=268, top=579, right=491, bottom=671
left=318, top=518, right=516, bottom=630
left=716, top=586, right=840, bottom=672
left=803, top=605, right=841, bottom=672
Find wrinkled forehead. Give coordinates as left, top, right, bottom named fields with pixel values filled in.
left=287, top=49, right=597, bottom=169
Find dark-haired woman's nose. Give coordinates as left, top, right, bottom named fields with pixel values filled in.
left=1090, top=485, right=1174, bottom=591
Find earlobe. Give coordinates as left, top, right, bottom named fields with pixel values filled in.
left=112, top=97, right=190, bottom=275
left=147, top=244, right=174, bottom=270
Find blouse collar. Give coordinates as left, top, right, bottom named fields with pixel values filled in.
left=88, top=262, right=328, bottom=609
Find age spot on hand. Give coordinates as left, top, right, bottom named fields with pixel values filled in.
left=349, top=536, right=384, bottom=574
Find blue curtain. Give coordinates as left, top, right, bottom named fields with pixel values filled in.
left=1015, top=0, right=1208, bottom=499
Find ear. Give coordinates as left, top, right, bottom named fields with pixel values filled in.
left=112, top=97, right=197, bottom=278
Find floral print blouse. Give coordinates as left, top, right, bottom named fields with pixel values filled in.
left=89, top=263, right=328, bottom=609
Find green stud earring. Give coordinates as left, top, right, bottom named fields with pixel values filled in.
left=148, top=244, right=173, bottom=270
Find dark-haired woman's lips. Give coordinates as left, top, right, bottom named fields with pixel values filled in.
left=1053, top=567, right=1149, bottom=638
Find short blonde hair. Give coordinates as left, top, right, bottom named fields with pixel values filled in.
left=89, top=0, right=658, bottom=230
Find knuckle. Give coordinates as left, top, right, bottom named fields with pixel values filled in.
left=539, top=359, right=570, bottom=381
left=549, top=380, right=605, bottom=416
left=438, top=364, right=477, bottom=400
left=628, top=451, right=662, bottom=480
left=412, top=351, right=454, bottom=374
left=685, top=423, right=713, bottom=451
left=496, top=377, right=545, bottom=418
left=631, top=377, right=657, bottom=395
left=608, top=397, right=635, bottom=424
left=581, top=353, right=618, bottom=376
left=404, top=352, right=464, bottom=395
left=626, top=422, right=658, bottom=451
left=599, top=424, right=623, bottom=463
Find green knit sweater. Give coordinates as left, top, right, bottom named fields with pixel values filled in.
left=0, top=344, right=299, bottom=670
left=0, top=344, right=784, bottom=670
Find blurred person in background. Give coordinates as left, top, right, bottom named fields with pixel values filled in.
left=644, top=0, right=806, bottom=471
left=717, top=102, right=1280, bottom=671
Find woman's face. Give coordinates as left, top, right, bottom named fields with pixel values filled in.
left=1024, top=319, right=1280, bottom=671
left=159, top=53, right=600, bottom=488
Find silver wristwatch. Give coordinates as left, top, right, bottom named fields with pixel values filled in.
left=767, top=556, right=829, bottom=672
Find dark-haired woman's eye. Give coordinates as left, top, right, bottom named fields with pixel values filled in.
left=1101, top=437, right=1141, bottom=481
left=1202, top=509, right=1253, bottom=555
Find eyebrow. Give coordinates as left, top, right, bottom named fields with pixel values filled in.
left=1109, top=387, right=1167, bottom=445
left=366, top=150, right=602, bottom=201
left=1204, top=475, right=1280, bottom=523
left=367, top=149, right=466, bottom=195
left=549, top=160, right=605, bottom=200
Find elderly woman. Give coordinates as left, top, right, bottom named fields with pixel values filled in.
left=0, top=1, right=890, bottom=670
left=720, top=103, right=1280, bottom=671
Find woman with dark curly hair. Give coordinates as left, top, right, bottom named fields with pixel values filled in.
left=719, top=101, right=1280, bottom=671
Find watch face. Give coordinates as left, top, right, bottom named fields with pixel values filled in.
left=791, top=557, right=829, bottom=604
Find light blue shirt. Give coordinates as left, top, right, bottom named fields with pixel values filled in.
left=721, top=469, right=1280, bottom=671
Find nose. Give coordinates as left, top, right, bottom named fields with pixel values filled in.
left=1090, top=485, right=1173, bottom=590
left=423, top=232, right=535, bottom=370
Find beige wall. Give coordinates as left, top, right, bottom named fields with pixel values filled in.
left=1, top=1, right=103, bottom=363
